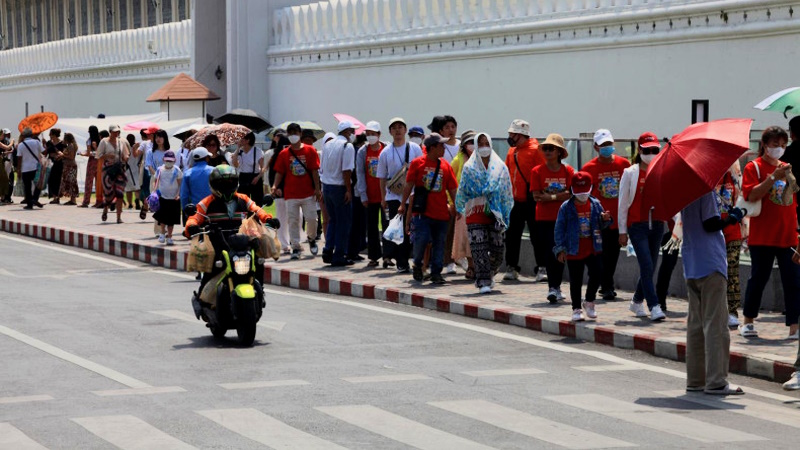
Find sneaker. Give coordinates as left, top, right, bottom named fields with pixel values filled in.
left=739, top=323, right=758, bottom=338
left=479, top=286, right=492, bottom=294
left=397, top=266, right=411, bottom=274
left=157, top=234, right=165, bottom=244
left=166, top=237, right=174, bottom=246
left=783, top=372, right=800, bottom=391
left=382, top=259, right=395, bottom=268
left=650, top=304, right=666, bottom=321
left=309, top=240, right=318, bottom=255
left=547, top=288, right=559, bottom=304
left=583, top=301, right=597, bottom=319
left=503, top=269, right=519, bottom=281
left=788, top=330, right=799, bottom=340
left=322, top=251, right=332, bottom=264
left=445, top=263, right=457, bottom=274
left=555, top=290, right=565, bottom=301
left=535, top=267, right=548, bottom=283
left=727, top=314, right=740, bottom=328
left=572, top=309, right=585, bottom=322
left=601, top=290, right=617, bottom=301
left=367, top=260, right=379, bottom=267
left=413, top=265, right=424, bottom=282
left=290, top=249, right=301, bottom=260
left=629, top=301, right=647, bottom=317
left=430, top=274, right=446, bottom=284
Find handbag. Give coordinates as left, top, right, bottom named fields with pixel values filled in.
left=514, top=151, right=535, bottom=203
left=412, top=158, right=441, bottom=213
left=736, top=160, right=761, bottom=217
left=387, top=143, right=410, bottom=196
left=102, top=141, right=125, bottom=178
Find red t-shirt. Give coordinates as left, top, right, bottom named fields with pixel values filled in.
left=627, top=169, right=647, bottom=226
left=567, top=200, right=597, bottom=260
left=581, top=156, right=630, bottom=230
left=274, top=144, right=320, bottom=200
left=530, top=164, right=575, bottom=221
left=365, top=143, right=384, bottom=204
left=714, top=172, right=742, bottom=243
left=406, top=156, right=458, bottom=221
left=742, top=157, right=798, bottom=247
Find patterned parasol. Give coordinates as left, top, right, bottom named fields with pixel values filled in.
left=18, top=112, right=59, bottom=135
left=183, top=123, right=252, bottom=150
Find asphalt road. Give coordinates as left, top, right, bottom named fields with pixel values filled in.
left=2, top=233, right=800, bottom=450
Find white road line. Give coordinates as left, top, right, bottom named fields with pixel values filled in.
left=0, top=234, right=136, bottom=268
left=316, top=404, right=495, bottom=450
left=0, top=423, right=48, bottom=450
left=0, top=268, right=68, bottom=280
left=572, top=365, right=643, bottom=372
left=218, top=379, right=310, bottom=390
left=657, top=390, right=800, bottom=430
left=341, top=374, right=431, bottom=383
left=461, top=368, right=546, bottom=377
left=0, top=324, right=150, bottom=389
left=198, top=408, right=347, bottom=450
left=546, top=394, right=767, bottom=443
left=72, top=415, right=197, bottom=450
left=0, top=394, right=53, bottom=405
left=149, top=310, right=285, bottom=332
left=91, top=386, right=186, bottom=397
left=429, top=399, right=634, bottom=449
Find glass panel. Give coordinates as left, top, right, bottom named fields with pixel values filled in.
left=107, top=0, right=114, bottom=31
left=92, top=0, right=100, bottom=33
left=79, top=0, right=88, bottom=36
left=132, top=0, right=141, bottom=27
left=68, top=0, right=77, bottom=37
left=178, top=0, right=186, bottom=21
left=162, top=0, right=172, bottom=22
left=119, top=0, right=127, bottom=30
left=15, top=0, right=23, bottom=46
left=35, top=0, right=43, bottom=44
left=57, top=0, right=65, bottom=39
left=146, top=0, right=156, bottom=25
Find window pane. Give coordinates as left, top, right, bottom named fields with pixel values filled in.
left=132, top=0, right=141, bottom=28
left=92, top=0, right=100, bottom=32
left=57, top=0, right=65, bottom=39
left=178, top=0, right=186, bottom=21
left=35, top=0, right=43, bottom=44
left=119, top=0, right=127, bottom=30
left=79, top=0, right=88, bottom=36
left=106, top=0, right=114, bottom=31
left=147, top=0, right=156, bottom=25
left=162, top=0, right=172, bottom=22
left=16, top=0, right=24, bottom=45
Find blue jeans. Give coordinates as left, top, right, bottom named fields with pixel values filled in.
left=744, top=245, right=800, bottom=326
left=412, top=216, right=448, bottom=276
left=628, top=221, right=665, bottom=309
left=322, top=184, right=352, bottom=264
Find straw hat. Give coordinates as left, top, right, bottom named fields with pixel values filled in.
left=542, top=133, right=568, bottom=159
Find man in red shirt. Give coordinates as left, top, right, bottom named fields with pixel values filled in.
left=271, top=123, right=322, bottom=259
left=503, top=119, right=546, bottom=281
left=399, top=133, right=458, bottom=284
left=581, top=129, right=631, bottom=300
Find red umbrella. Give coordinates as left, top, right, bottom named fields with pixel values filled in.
left=333, top=113, right=366, bottom=135
left=642, top=118, right=753, bottom=221
left=123, top=120, right=160, bottom=131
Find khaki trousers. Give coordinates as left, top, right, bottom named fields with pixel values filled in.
left=287, top=195, right=318, bottom=250
left=686, top=272, right=730, bottom=390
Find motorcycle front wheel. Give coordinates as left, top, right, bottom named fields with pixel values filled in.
left=235, top=301, right=257, bottom=347
left=210, top=325, right=227, bottom=340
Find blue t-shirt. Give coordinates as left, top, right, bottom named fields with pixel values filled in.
left=681, top=192, right=727, bottom=280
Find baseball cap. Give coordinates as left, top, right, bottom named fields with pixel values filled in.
left=408, top=126, right=425, bottom=136
left=593, top=129, right=614, bottom=146
left=109, top=124, right=121, bottom=133
left=192, top=147, right=210, bottom=161
left=1, top=128, right=10, bottom=135
left=572, top=171, right=593, bottom=194
left=423, top=132, right=448, bottom=148
left=542, top=133, right=568, bottom=159
left=337, top=120, right=355, bottom=133
left=163, top=150, right=176, bottom=162
left=145, top=126, right=159, bottom=135
left=389, top=117, right=407, bottom=128
left=507, top=119, right=531, bottom=137
left=365, top=121, right=381, bottom=133
left=638, top=131, right=661, bottom=148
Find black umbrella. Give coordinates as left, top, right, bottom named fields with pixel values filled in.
left=214, top=109, right=272, bottom=133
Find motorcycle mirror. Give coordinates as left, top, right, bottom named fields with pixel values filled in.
left=262, top=194, right=274, bottom=207
left=183, top=203, right=197, bottom=217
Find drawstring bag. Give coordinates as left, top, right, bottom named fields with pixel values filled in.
left=187, top=236, right=215, bottom=273
left=147, top=191, right=160, bottom=213
left=383, top=214, right=405, bottom=245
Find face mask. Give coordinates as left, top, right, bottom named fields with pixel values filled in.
left=367, top=136, right=379, bottom=145
left=288, top=135, right=300, bottom=144
left=410, top=137, right=423, bottom=146
left=640, top=154, right=655, bottom=164
left=164, top=162, right=175, bottom=169
left=767, top=146, right=786, bottom=159
left=599, top=146, right=615, bottom=158
left=348, top=134, right=356, bottom=143
left=465, top=143, right=474, bottom=154
left=507, top=136, right=517, bottom=147
left=477, top=146, right=492, bottom=157
left=574, top=193, right=590, bottom=202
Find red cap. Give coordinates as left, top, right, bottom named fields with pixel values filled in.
left=145, top=126, right=160, bottom=135
left=572, top=171, right=593, bottom=194
left=638, top=131, right=660, bottom=148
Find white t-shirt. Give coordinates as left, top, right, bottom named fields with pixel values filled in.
left=235, top=146, right=264, bottom=174
left=17, top=138, right=43, bottom=173
left=155, top=165, right=183, bottom=199
left=96, top=138, right=130, bottom=163
left=320, top=136, right=355, bottom=186
left=443, top=141, right=460, bottom=163
left=376, top=140, right=424, bottom=202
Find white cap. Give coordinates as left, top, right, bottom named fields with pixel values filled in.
left=191, top=147, right=210, bottom=160
left=1, top=128, right=10, bottom=135
left=337, top=120, right=355, bottom=133
left=507, top=119, right=531, bottom=137
left=593, top=129, right=614, bottom=146
left=365, top=121, right=381, bottom=133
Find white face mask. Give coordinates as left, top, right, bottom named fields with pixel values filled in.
left=367, top=136, right=379, bottom=145
left=767, top=146, right=786, bottom=159
left=348, top=134, right=356, bottom=143
left=465, top=143, right=475, bottom=154
left=640, top=154, right=655, bottom=164
left=164, top=162, right=175, bottom=169
left=410, top=137, right=423, bottom=146
left=477, top=146, right=492, bottom=157
left=574, top=193, right=590, bottom=202
left=288, top=135, right=300, bottom=144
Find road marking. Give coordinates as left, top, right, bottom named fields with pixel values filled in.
left=0, top=423, right=48, bottom=449
left=0, top=268, right=68, bottom=280
left=546, top=394, right=766, bottom=443
left=0, top=234, right=137, bottom=268
left=72, top=415, right=197, bottom=450
left=0, top=394, right=53, bottom=405
left=572, top=365, right=643, bottom=372
left=429, top=399, right=634, bottom=449
left=91, top=386, right=186, bottom=397
left=316, top=404, right=495, bottom=450
left=341, top=374, right=431, bottom=383
left=461, top=368, right=546, bottom=377
left=0, top=324, right=150, bottom=389
left=218, top=379, right=310, bottom=390
left=198, top=408, right=347, bottom=450
left=657, top=390, right=800, bottom=430
left=149, top=310, right=285, bottom=332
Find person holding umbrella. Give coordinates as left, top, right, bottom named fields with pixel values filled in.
left=618, top=132, right=666, bottom=321
left=740, top=126, right=800, bottom=339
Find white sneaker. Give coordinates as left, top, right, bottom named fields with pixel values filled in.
left=739, top=323, right=758, bottom=337
left=445, top=263, right=457, bottom=274
left=727, top=314, right=740, bottom=328
left=788, top=330, right=799, bottom=340
left=783, top=372, right=800, bottom=391
left=547, top=288, right=559, bottom=303
left=650, top=304, right=666, bottom=321
left=157, top=234, right=165, bottom=244
left=536, top=267, right=548, bottom=283
left=503, top=269, right=519, bottom=280
left=583, top=301, right=597, bottom=319
left=629, top=301, right=647, bottom=317
left=479, top=286, right=492, bottom=294
left=166, top=237, right=174, bottom=246
left=572, top=309, right=585, bottom=322
left=556, top=289, right=565, bottom=301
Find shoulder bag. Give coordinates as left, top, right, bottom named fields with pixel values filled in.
left=514, top=151, right=535, bottom=203
left=288, top=146, right=316, bottom=190
left=412, top=158, right=441, bottom=214
left=387, top=143, right=410, bottom=196
left=736, top=160, right=761, bottom=217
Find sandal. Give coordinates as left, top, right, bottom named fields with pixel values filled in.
left=139, top=209, right=147, bottom=220
left=101, top=211, right=108, bottom=222
left=685, top=386, right=704, bottom=392
left=704, top=384, right=744, bottom=395
left=465, top=268, right=476, bottom=280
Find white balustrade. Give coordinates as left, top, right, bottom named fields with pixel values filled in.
left=0, top=20, right=193, bottom=81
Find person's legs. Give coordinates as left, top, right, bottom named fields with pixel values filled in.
left=685, top=278, right=706, bottom=389
left=536, top=221, right=563, bottom=290
left=444, top=215, right=455, bottom=267
left=699, top=272, right=731, bottom=390
left=656, top=231, right=678, bottom=309
left=468, top=224, right=490, bottom=287
left=599, top=227, right=620, bottom=295
left=331, top=186, right=351, bottom=263
left=82, top=158, right=96, bottom=206
left=366, top=203, right=382, bottom=261
left=301, top=196, right=318, bottom=245
left=322, top=186, right=338, bottom=256
left=743, top=246, right=776, bottom=321
left=566, top=259, right=585, bottom=310
left=488, top=226, right=505, bottom=277
left=585, top=253, right=602, bottom=303
left=274, top=198, right=290, bottom=250
left=775, top=247, right=800, bottom=329
left=348, top=195, right=366, bottom=258
left=286, top=198, right=302, bottom=250
left=429, top=218, right=448, bottom=276
left=726, top=240, right=742, bottom=316
left=412, top=216, right=432, bottom=270
left=22, top=171, right=35, bottom=207
left=628, top=222, right=661, bottom=309
left=526, top=199, right=542, bottom=273
left=95, top=159, right=104, bottom=205
left=504, top=201, right=525, bottom=272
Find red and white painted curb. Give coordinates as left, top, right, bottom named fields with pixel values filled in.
left=2, top=217, right=794, bottom=383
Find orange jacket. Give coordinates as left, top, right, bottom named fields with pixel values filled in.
left=185, top=193, right=271, bottom=232
left=505, top=138, right=544, bottom=201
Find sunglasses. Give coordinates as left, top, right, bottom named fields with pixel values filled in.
left=639, top=147, right=660, bottom=155
left=541, top=146, right=558, bottom=152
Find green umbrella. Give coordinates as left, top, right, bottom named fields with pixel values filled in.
left=754, top=87, right=800, bottom=118
left=266, top=121, right=326, bottom=141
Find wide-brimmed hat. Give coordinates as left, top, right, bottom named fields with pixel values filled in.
left=507, top=119, right=531, bottom=137
left=542, top=133, right=568, bottom=159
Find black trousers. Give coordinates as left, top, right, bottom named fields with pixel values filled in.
left=599, top=227, right=621, bottom=294
left=5, top=169, right=14, bottom=201
left=238, top=175, right=264, bottom=206
left=383, top=200, right=411, bottom=270
left=567, top=254, right=602, bottom=310
left=348, top=195, right=367, bottom=258
left=48, top=160, right=63, bottom=198
left=366, top=202, right=388, bottom=261
left=533, top=221, right=564, bottom=289
left=505, top=199, right=540, bottom=272
left=22, top=170, right=41, bottom=207
left=656, top=231, right=679, bottom=309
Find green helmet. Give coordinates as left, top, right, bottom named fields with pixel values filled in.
left=209, top=164, right=239, bottom=201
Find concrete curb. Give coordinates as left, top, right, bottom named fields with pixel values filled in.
left=2, top=217, right=794, bottom=383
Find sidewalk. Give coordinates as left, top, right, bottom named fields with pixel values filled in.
left=1, top=196, right=796, bottom=383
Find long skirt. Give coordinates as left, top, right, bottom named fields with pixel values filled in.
left=48, top=161, right=63, bottom=198
left=59, top=163, right=79, bottom=198
left=102, top=167, right=127, bottom=206
left=468, top=222, right=505, bottom=288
